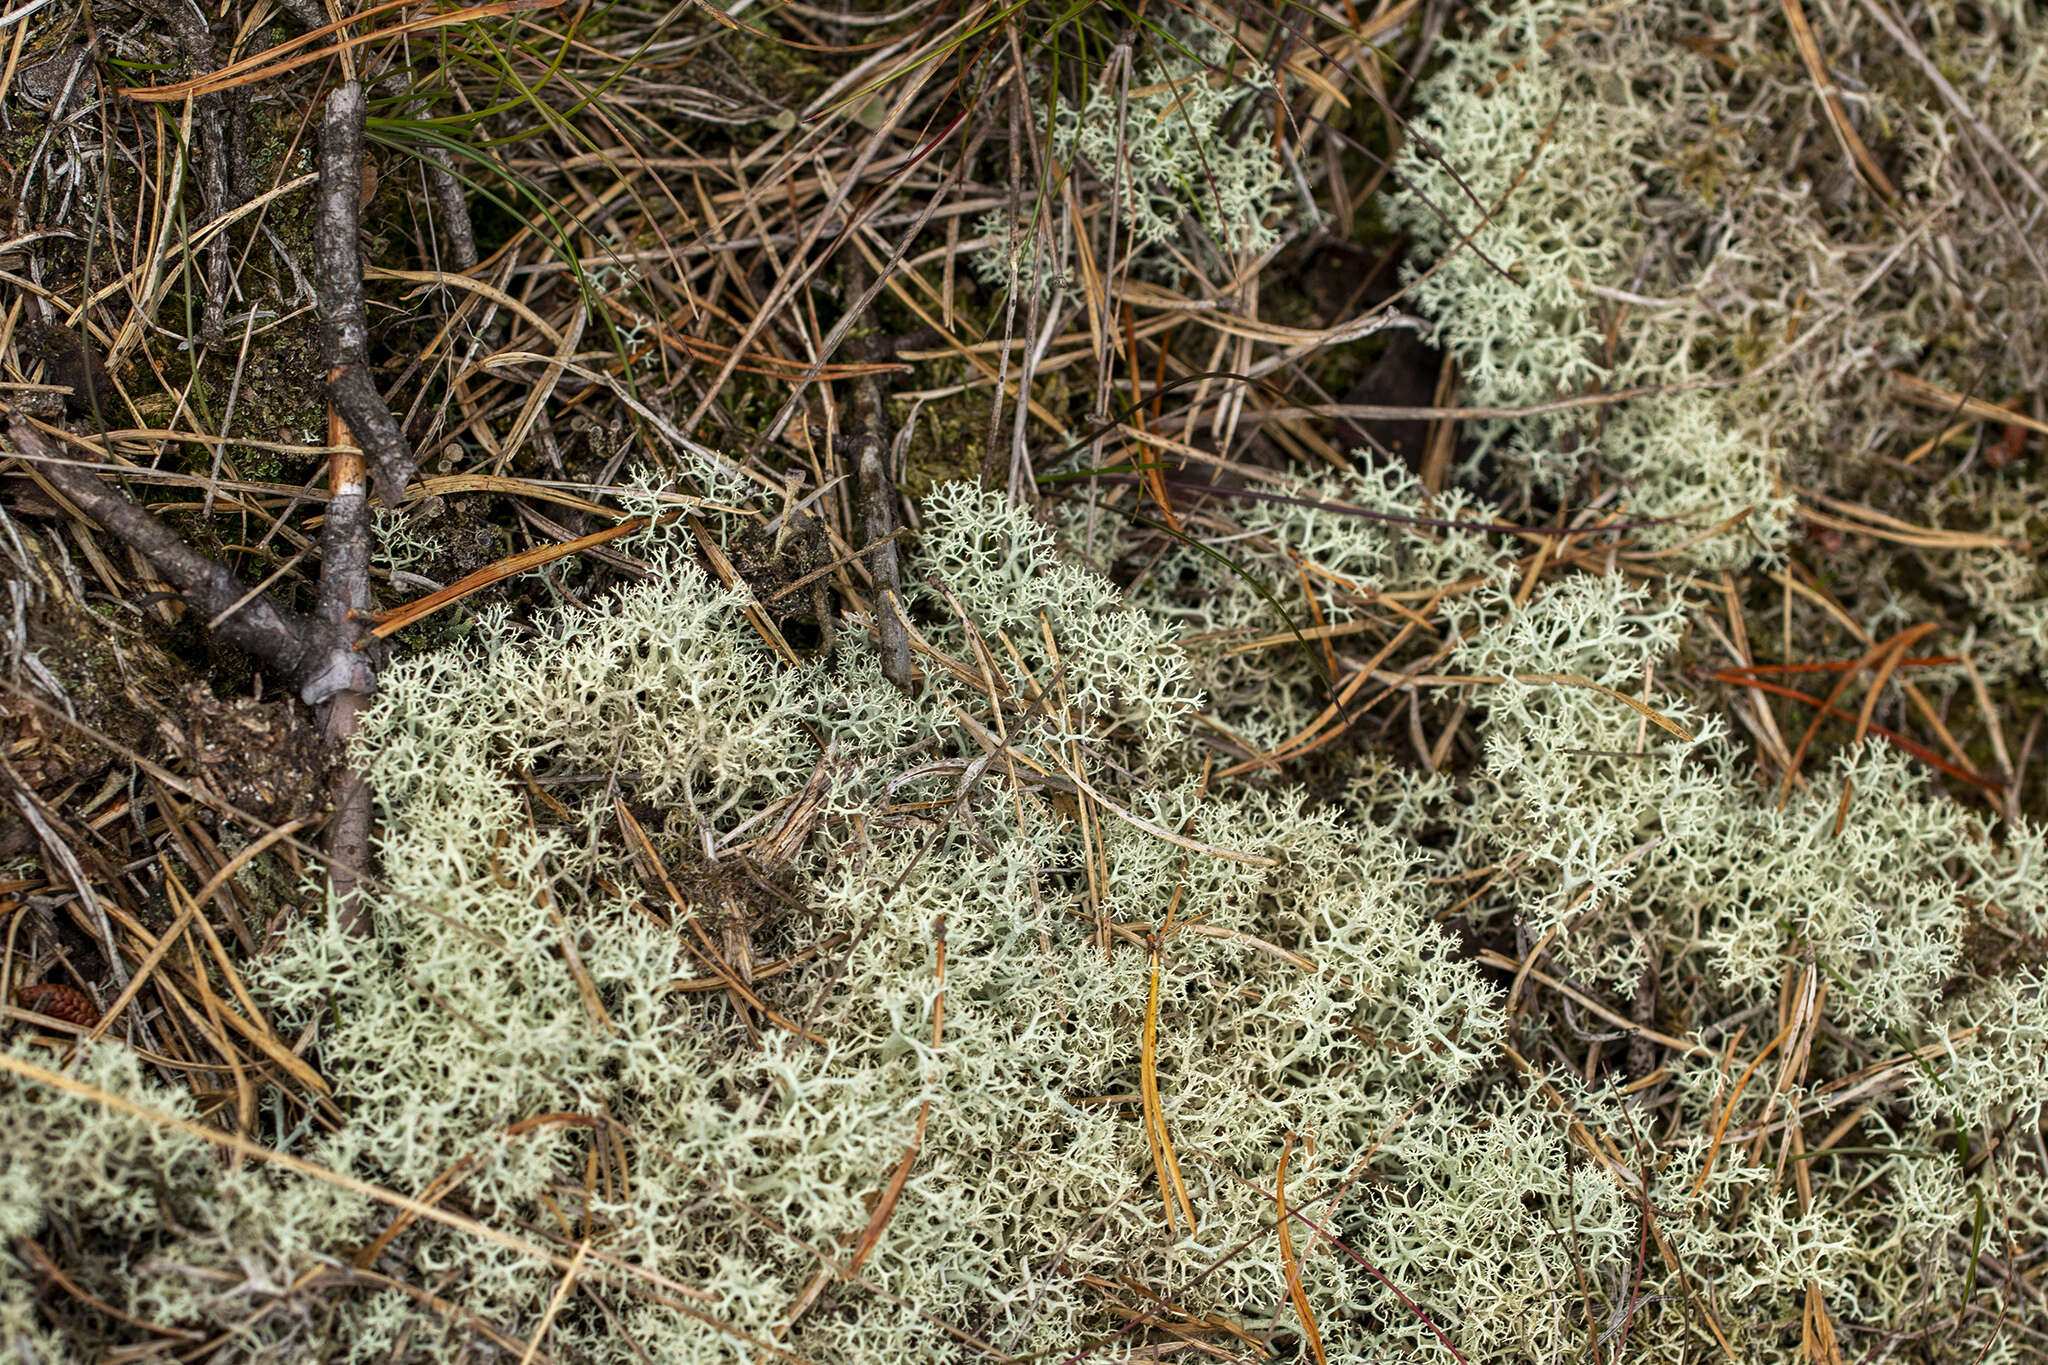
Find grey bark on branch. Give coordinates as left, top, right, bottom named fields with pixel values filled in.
left=7, top=420, right=324, bottom=686
left=139, top=0, right=234, bottom=348
left=1, top=82, right=411, bottom=937
left=315, top=81, right=420, bottom=512
left=844, top=262, right=912, bottom=692
left=391, top=71, right=480, bottom=273
left=308, top=80, right=403, bottom=933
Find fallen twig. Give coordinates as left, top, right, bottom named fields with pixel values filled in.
left=6, top=420, right=322, bottom=685
left=315, top=81, right=419, bottom=510
left=847, top=261, right=913, bottom=690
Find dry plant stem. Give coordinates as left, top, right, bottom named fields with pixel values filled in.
left=425, top=155, right=481, bottom=272
left=316, top=419, right=379, bottom=934
left=316, top=81, right=419, bottom=509
left=392, top=68, right=479, bottom=271
left=311, top=82, right=410, bottom=928
left=2, top=412, right=376, bottom=928
left=847, top=262, right=911, bottom=691
left=858, top=423, right=911, bottom=689
left=307, top=416, right=381, bottom=704
left=6, top=420, right=321, bottom=682
left=195, top=94, right=233, bottom=347
left=981, top=64, right=1025, bottom=490
left=142, top=0, right=233, bottom=345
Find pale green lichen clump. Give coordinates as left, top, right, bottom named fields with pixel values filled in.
left=1057, top=458, right=1512, bottom=753
left=8, top=0, right=2048, bottom=1355
left=1385, top=0, right=1795, bottom=563
left=976, top=17, right=1291, bottom=290
left=1388, top=0, right=2048, bottom=645
left=6, top=480, right=2044, bottom=1362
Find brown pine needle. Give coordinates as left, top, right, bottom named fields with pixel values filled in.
left=1773, top=623, right=1936, bottom=806
left=121, top=0, right=572, bottom=103
left=1399, top=672, right=1697, bottom=742
left=1691, top=1017, right=1798, bottom=1197
left=368, top=511, right=684, bottom=641
left=1711, top=671, right=1998, bottom=790
left=1780, top=0, right=1898, bottom=200
left=1275, top=1135, right=1329, bottom=1365
left=1142, top=885, right=1198, bottom=1238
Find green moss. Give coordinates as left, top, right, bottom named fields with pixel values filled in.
left=717, top=30, right=829, bottom=112
left=896, top=387, right=986, bottom=496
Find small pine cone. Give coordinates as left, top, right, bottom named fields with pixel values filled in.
left=16, top=983, right=100, bottom=1028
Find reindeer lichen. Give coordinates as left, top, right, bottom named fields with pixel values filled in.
left=8, top=0, right=2048, bottom=1356
left=976, top=18, right=1292, bottom=291
left=8, top=479, right=2041, bottom=1362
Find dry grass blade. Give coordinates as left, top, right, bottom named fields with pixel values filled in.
left=1274, top=1135, right=1328, bottom=1365
left=687, top=515, right=803, bottom=667
left=1797, top=502, right=2017, bottom=552
left=84, top=819, right=308, bottom=1046
left=1690, top=1018, right=1797, bottom=1197
left=367, top=511, right=683, bottom=640
left=120, top=0, right=572, bottom=102
left=1712, top=671, right=1998, bottom=791
left=1475, top=951, right=1713, bottom=1058
left=521, top=1240, right=591, bottom=1365
left=1780, top=0, right=1898, bottom=200
left=1854, top=0, right=2048, bottom=209
left=1055, top=760, right=1278, bottom=867
left=1141, top=884, right=1197, bottom=1238
left=11, top=1235, right=202, bottom=1343
left=1772, top=623, right=1936, bottom=805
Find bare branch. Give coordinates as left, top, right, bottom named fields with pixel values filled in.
left=6, top=420, right=320, bottom=686
left=392, top=69, right=480, bottom=272
left=315, top=81, right=418, bottom=508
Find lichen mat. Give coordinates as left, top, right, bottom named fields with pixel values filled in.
left=7, top=0, right=2048, bottom=1359
left=7, top=477, right=2043, bottom=1361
